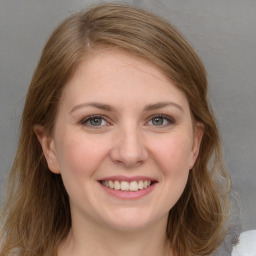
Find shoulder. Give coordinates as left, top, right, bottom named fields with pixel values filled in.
left=232, top=230, right=256, bottom=256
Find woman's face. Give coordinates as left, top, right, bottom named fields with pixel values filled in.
left=38, top=49, right=203, bottom=232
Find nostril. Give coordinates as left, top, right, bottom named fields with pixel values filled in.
left=109, top=131, right=148, bottom=167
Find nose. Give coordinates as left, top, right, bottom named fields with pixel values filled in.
left=110, top=125, right=148, bottom=168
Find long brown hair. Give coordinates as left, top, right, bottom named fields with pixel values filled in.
left=0, top=3, right=231, bottom=255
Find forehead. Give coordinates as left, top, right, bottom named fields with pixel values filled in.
left=59, top=48, right=190, bottom=112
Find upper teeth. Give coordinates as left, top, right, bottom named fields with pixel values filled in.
left=102, top=180, right=151, bottom=192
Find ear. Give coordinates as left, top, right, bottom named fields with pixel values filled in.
left=34, top=125, right=60, bottom=174
left=189, top=122, right=204, bottom=169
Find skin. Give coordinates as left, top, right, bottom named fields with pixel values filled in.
left=35, top=49, right=203, bottom=256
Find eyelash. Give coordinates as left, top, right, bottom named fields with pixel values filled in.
left=80, top=114, right=175, bottom=128
left=80, top=115, right=110, bottom=128
left=146, top=114, right=175, bottom=127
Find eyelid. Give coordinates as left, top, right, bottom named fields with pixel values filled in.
left=80, top=114, right=111, bottom=127
left=146, top=114, right=175, bottom=126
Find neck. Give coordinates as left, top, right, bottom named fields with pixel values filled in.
left=58, top=214, right=172, bottom=256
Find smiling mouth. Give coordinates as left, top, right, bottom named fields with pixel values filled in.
left=100, top=180, right=155, bottom=192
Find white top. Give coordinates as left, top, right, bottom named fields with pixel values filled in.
left=232, top=230, right=256, bottom=256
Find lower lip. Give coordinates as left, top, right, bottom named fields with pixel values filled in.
left=99, top=182, right=157, bottom=200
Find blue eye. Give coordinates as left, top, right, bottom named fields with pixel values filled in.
left=152, top=117, right=165, bottom=126
left=81, top=115, right=108, bottom=127
left=148, top=115, right=174, bottom=127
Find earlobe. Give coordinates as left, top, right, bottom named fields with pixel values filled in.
left=33, top=125, right=60, bottom=174
left=189, top=122, right=204, bottom=169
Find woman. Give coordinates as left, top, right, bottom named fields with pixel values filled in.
left=0, top=3, right=237, bottom=256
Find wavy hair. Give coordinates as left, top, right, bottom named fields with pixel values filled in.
left=0, top=3, right=231, bottom=255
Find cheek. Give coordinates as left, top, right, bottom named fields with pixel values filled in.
left=55, top=133, right=108, bottom=180
left=153, top=135, right=192, bottom=207
left=152, top=133, right=193, bottom=176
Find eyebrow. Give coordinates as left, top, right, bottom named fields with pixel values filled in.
left=144, top=102, right=184, bottom=112
left=70, top=102, right=113, bottom=113
left=70, top=101, right=184, bottom=114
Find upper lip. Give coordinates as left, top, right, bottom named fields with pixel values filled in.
left=98, top=175, right=157, bottom=182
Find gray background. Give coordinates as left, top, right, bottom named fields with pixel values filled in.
left=0, top=0, right=255, bottom=231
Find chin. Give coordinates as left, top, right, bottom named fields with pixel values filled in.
left=103, top=209, right=165, bottom=233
